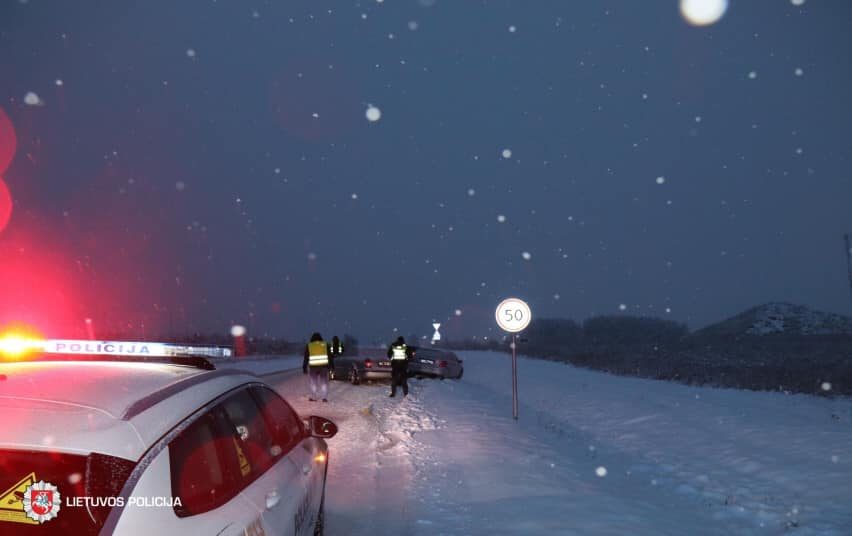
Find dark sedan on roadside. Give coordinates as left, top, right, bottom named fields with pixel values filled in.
left=329, top=347, right=393, bottom=385
left=408, top=347, right=464, bottom=380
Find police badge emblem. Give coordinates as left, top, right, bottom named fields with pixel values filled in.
left=22, top=481, right=61, bottom=523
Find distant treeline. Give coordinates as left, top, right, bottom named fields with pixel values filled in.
left=442, top=316, right=852, bottom=397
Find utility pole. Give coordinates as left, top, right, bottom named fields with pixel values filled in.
left=845, top=234, right=852, bottom=313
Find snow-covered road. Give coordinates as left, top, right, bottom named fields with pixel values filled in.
left=238, top=352, right=851, bottom=535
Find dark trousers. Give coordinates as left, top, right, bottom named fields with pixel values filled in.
left=391, top=361, right=408, bottom=396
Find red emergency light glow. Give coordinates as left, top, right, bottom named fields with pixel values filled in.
left=0, top=107, right=16, bottom=235
left=0, top=177, right=11, bottom=234
left=0, top=107, right=16, bottom=174
left=364, top=359, right=373, bottom=368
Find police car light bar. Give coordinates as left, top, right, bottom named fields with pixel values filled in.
left=42, top=340, right=233, bottom=359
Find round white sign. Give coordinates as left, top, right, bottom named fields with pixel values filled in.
left=495, top=298, right=531, bottom=333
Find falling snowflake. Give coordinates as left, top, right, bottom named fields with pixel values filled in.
left=553, top=293, right=561, bottom=300
left=23, top=92, right=43, bottom=106
left=794, top=67, right=804, bottom=77
left=307, top=252, right=317, bottom=261
left=665, top=307, right=672, bottom=313
left=408, top=21, right=419, bottom=31
left=508, top=25, right=517, bottom=33
left=791, top=0, right=805, bottom=5
left=618, top=304, right=627, bottom=311
left=55, top=79, right=64, bottom=86
left=186, top=48, right=196, bottom=58
left=467, top=188, right=476, bottom=196
left=656, top=176, right=666, bottom=185
left=501, top=148, right=512, bottom=159
left=312, top=112, right=320, bottom=118
left=365, top=105, right=382, bottom=122
left=748, top=71, right=757, bottom=80
left=351, top=193, right=359, bottom=200
left=821, top=382, right=832, bottom=391
left=497, top=214, right=507, bottom=223
left=454, top=309, right=462, bottom=316
left=595, top=466, right=608, bottom=477
left=175, top=181, right=186, bottom=191
left=521, top=251, right=532, bottom=260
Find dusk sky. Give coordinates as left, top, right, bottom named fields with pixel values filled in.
left=1, top=0, right=850, bottom=343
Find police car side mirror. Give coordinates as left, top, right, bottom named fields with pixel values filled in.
left=307, top=415, right=338, bottom=439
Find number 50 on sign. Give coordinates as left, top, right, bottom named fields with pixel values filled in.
left=495, top=298, right=531, bottom=333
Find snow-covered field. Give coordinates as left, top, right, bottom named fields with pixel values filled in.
left=248, top=352, right=851, bottom=535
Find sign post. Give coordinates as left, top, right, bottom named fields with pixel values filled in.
left=431, top=323, right=441, bottom=345
left=495, top=298, right=531, bottom=420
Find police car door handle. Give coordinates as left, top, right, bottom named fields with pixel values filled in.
left=265, top=490, right=281, bottom=510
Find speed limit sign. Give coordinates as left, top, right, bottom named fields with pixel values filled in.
left=495, top=298, right=531, bottom=333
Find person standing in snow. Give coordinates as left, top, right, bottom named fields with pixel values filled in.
left=329, top=335, right=344, bottom=369
left=387, top=336, right=413, bottom=398
left=303, top=332, right=330, bottom=402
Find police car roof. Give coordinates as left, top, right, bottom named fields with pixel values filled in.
left=0, top=360, right=259, bottom=461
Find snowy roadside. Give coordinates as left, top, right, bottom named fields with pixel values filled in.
left=256, top=352, right=852, bottom=535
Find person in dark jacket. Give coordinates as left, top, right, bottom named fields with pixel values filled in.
left=387, top=336, right=413, bottom=398
left=303, top=332, right=330, bottom=402
left=329, top=335, right=344, bottom=369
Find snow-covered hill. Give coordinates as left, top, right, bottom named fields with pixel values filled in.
left=256, top=352, right=852, bottom=535
left=696, top=302, right=852, bottom=337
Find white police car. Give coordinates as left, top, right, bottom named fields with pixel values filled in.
left=0, top=336, right=337, bottom=535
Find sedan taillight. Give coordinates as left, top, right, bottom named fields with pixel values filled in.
left=364, top=359, right=373, bottom=368
left=437, top=360, right=448, bottom=368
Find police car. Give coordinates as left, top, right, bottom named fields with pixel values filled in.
left=0, top=335, right=336, bottom=535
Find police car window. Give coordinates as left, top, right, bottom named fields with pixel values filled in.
left=251, top=386, right=305, bottom=455
left=220, top=389, right=276, bottom=481
left=169, top=408, right=238, bottom=517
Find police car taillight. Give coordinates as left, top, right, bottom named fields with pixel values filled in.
left=364, top=358, right=373, bottom=368
left=437, top=360, right=448, bottom=368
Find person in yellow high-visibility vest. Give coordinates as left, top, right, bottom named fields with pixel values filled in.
left=303, top=332, right=330, bottom=402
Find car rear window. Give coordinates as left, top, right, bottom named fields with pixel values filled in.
left=170, top=406, right=238, bottom=517
left=0, top=449, right=134, bottom=535
left=170, top=388, right=283, bottom=518
left=251, top=386, right=304, bottom=455
left=220, top=389, right=278, bottom=481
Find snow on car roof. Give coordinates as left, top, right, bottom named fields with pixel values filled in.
left=0, top=360, right=258, bottom=460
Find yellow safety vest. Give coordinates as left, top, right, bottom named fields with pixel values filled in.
left=308, top=341, right=329, bottom=366
left=391, top=344, right=407, bottom=360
